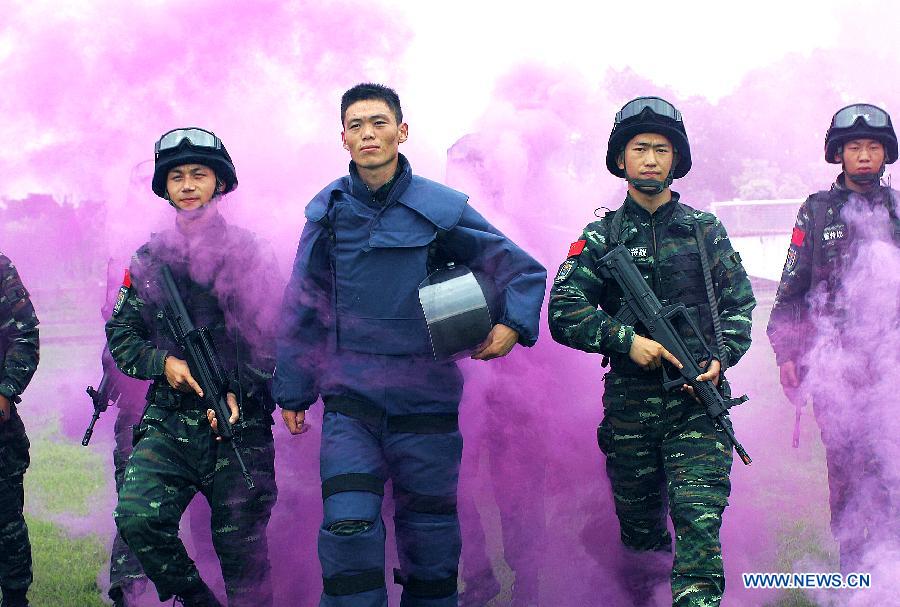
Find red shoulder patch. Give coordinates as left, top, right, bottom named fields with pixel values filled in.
left=791, top=227, right=805, bottom=247
left=568, top=239, right=587, bottom=257
left=122, top=269, right=132, bottom=288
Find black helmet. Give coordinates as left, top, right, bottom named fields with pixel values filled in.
left=824, top=103, right=898, bottom=164
left=606, top=96, right=692, bottom=179
left=151, top=127, right=238, bottom=199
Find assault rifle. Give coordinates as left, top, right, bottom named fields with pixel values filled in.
left=82, top=347, right=125, bottom=446
left=598, top=244, right=752, bottom=465
left=159, top=264, right=254, bottom=488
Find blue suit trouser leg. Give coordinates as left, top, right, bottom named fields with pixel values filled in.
left=319, top=411, right=388, bottom=607
left=387, top=427, right=462, bottom=607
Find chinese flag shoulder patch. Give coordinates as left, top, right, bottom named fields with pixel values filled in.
left=791, top=227, right=805, bottom=247
left=568, top=239, right=587, bottom=257
left=122, top=269, right=132, bottom=288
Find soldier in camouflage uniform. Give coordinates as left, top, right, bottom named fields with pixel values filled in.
left=102, top=345, right=150, bottom=607
left=767, top=104, right=900, bottom=573
left=107, top=128, right=281, bottom=607
left=0, top=254, right=40, bottom=607
left=548, top=97, right=756, bottom=607
left=91, top=260, right=153, bottom=607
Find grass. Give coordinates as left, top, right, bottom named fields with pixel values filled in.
left=16, top=423, right=109, bottom=606
left=26, top=428, right=106, bottom=516
left=25, top=516, right=107, bottom=607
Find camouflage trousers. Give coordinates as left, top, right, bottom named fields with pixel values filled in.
left=109, top=403, right=149, bottom=600
left=0, top=406, right=32, bottom=592
left=114, top=402, right=277, bottom=606
left=597, top=373, right=733, bottom=607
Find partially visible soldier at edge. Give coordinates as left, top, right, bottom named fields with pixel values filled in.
left=0, top=253, right=40, bottom=607
left=94, top=260, right=152, bottom=607
left=106, top=128, right=281, bottom=607
left=548, top=97, right=756, bottom=607
left=766, top=103, right=900, bottom=573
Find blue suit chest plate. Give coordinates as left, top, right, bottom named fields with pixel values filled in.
left=309, top=173, right=468, bottom=356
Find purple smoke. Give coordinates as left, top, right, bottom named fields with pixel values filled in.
left=3, top=1, right=900, bottom=605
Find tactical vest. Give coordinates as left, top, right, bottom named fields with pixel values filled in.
left=132, top=235, right=264, bottom=409
left=305, top=175, right=469, bottom=356
left=808, top=186, right=900, bottom=304
left=602, top=202, right=718, bottom=374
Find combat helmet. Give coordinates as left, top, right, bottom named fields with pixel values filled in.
left=151, top=127, right=238, bottom=200
left=606, top=96, right=691, bottom=194
left=824, top=103, right=898, bottom=165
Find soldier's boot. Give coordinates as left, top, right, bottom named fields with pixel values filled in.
left=0, top=586, right=29, bottom=607
left=172, top=580, right=223, bottom=607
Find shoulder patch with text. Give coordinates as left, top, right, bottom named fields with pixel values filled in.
left=112, top=269, right=132, bottom=316
left=785, top=247, right=798, bottom=272
left=554, top=259, right=578, bottom=284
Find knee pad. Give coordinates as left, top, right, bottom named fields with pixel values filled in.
left=326, top=519, right=373, bottom=536
left=322, top=472, right=384, bottom=529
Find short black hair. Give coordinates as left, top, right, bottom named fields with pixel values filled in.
left=341, top=83, right=403, bottom=126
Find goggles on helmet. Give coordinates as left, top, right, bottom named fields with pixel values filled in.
left=154, top=128, right=223, bottom=159
left=615, top=97, right=682, bottom=124
left=830, top=104, right=891, bottom=129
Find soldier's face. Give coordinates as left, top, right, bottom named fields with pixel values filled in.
left=341, top=99, right=408, bottom=171
left=618, top=133, right=675, bottom=181
left=836, top=138, right=885, bottom=176
left=166, top=163, right=223, bottom=211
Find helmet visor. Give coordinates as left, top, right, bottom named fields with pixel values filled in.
left=155, top=128, right=222, bottom=158
left=616, top=97, right=682, bottom=124
left=831, top=104, right=891, bottom=129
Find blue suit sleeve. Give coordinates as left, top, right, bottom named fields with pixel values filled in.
left=273, top=221, right=332, bottom=411
left=440, top=204, right=547, bottom=346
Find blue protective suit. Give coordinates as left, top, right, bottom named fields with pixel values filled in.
left=274, top=155, right=546, bottom=606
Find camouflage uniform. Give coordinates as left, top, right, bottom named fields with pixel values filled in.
left=0, top=253, right=40, bottom=605
left=548, top=194, right=755, bottom=607
left=106, top=214, right=280, bottom=606
left=97, top=345, right=151, bottom=604
left=767, top=177, right=900, bottom=572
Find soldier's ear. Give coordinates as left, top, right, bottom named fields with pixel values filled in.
left=617, top=151, right=625, bottom=171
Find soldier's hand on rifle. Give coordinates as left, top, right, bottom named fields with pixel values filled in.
left=779, top=360, right=800, bottom=390
left=207, top=392, right=240, bottom=440
left=683, top=358, right=721, bottom=401
left=164, top=355, right=204, bottom=397
left=628, top=334, right=683, bottom=371
left=471, top=323, right=519, bottom=361
left=0, top=394, right=9, bottom=424
left=282, top=409, right=309, bottom=436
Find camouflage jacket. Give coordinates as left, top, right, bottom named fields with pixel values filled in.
left=548, top=194, right=755, bottom=376
left=766, top=177, right=900, bottom=365
left=105, top=213, right=282, bottom=411
left=0, top=253, right=40, bottom=402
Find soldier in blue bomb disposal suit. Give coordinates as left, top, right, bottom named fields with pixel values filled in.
left=274, top=83, right=546, bottom=607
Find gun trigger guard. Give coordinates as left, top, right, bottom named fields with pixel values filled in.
left=661, top=364, right=684, bottom=391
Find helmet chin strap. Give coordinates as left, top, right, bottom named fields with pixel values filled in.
left=627, top=168, right=675, bottom=195
left=845, top=161, right=886, bottom=187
